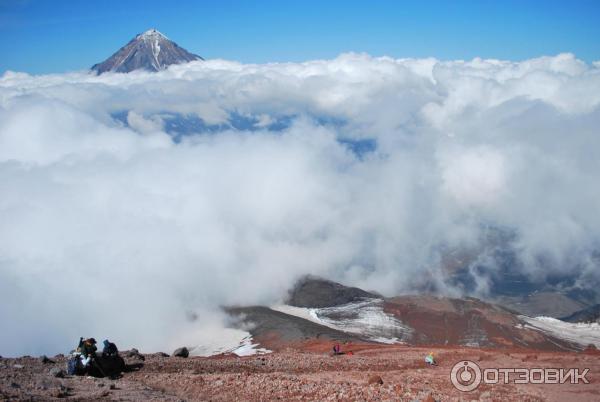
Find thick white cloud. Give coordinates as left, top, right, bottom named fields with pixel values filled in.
left=1, top=53, right=600, bottom=356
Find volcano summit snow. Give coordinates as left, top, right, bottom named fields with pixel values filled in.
left=91, top=29, right=202, bottom=74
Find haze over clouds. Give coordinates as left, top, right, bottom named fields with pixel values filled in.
left=1, top=53, right=600, bottom=356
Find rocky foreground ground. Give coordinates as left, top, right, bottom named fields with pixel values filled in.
left=1, top=344, right=599, bottom=401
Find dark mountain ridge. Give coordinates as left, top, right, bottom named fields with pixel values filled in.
left=286, top=275, right=379, bottom=308
left=561, top=304, right=600, bottom=323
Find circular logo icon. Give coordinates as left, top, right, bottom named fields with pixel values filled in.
left=450, top=360, right=482, bottom=392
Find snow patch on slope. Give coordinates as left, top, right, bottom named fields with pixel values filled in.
left=272, top=299, right=413, bottom=344
left=519, top=316, right=600, bottom=348
left=152, top=39, right=162, bottom=70
left=190, top=327, right=271, bottom=357
left=231, top=336, right=272, bottom=357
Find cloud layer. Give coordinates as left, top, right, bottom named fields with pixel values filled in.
left=1, top=53, right=600, bottom=355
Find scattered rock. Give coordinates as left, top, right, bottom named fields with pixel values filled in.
left=10, top=382, right=20, bottom=388
left=50, top=367, right=65, bottom=378
left=126, top=348, right=140, bottom=356
left=13, top=364, right=24, bottom=369
left=158, top=352, right=169, bottom=357
left=39, top=355, right=55, bottom=364
left=125, top=348, right=146, bottom=360
left=109, top=384, right=117, bottom=390
left=367, top=375, right=383, bottom=385
left=50, top=385, right=69, bottom=398
left=172, top=347, right=189, bottom=358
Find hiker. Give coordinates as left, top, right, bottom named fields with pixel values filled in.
left=79, top=338, right=98, bottom=369
left=425, top=351, right=437, bottom=366
left=99, top=339, right=125, bottom=378
left=333, top=343, right=341, bottom=355
left=102, top=339, right=119, bottom=357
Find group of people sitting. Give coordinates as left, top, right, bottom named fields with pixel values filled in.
left=68, top=337, right=123, bottom=377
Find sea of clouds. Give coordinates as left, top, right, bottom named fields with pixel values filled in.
left=1, top=53, right=600, bottom=355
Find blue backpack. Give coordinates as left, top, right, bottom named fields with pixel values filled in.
left=67, top=356, right=79, bottom=375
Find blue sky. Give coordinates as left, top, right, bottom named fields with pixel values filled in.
left=1, top=0, right=599, bottom=74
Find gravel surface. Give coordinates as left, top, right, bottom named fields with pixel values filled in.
left=1, top=345, right=598, bottom=401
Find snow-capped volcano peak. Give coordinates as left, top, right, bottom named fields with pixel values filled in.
left=138, top=29, right=168, bottom=41
left=91, top=29, right=202, bottom=74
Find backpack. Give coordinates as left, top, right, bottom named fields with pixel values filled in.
left=67, top=356, right=80, bottom=375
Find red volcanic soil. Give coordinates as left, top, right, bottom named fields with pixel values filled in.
left=383, top=296, right=579, bottom=350
left=1, top=343, right=598, bottom=401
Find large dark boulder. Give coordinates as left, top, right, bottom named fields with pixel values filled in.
left=39, top=355, right=55, bottom=364
left=124, top=348, right=145, bottom=361
left=172, top=347, right=189, bottom=358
